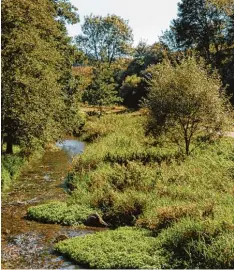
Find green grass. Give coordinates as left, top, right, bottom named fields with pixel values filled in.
left=1, top=146, right=25, bottom=192
left=27, top=112, right=234, bottom=268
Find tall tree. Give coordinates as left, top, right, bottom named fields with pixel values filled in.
left=75, top=14, right=133, bottom=65
left=161, top=0, right=234, bottom=102
left=162, top=0, right=232, bottom=60
left=1, top=0, right=79, bottom=153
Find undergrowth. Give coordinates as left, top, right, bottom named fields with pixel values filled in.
left=1, top=145, right=25, bottom=192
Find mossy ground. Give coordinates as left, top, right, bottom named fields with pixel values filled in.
left=28, top=112, right=234, bottom=268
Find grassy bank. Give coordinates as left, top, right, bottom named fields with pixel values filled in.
left=1, top=145, right=44, bottom=193
left=1, top=145, right=25, bottom=192
left=28, top=112, right=234, bottom=268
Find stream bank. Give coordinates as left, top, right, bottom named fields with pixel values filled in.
left=1, top=139, right=97, bottom=269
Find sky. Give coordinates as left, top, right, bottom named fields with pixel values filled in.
left=66, top=0, right=180, bottom=46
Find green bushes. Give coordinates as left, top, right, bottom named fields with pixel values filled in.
left=156, top=218, right=234, bottom=268
left=27, top=202, right=94, bottom=225
left=55, top=223, right=234, bottom=268
left=55, top=227, right=167, bottom=269
left=1, top=153, right=24, bottom=191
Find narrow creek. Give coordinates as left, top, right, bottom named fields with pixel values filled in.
left=1, top=139, right=96, bottom=269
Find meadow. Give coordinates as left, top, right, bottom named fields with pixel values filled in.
left=28, top=111, right=234, bottom=268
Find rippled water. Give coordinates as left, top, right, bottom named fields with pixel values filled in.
left=1, top=139, right=98, bottom=269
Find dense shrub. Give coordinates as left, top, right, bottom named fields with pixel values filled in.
left=55, top=227, right=168, bottom=269
left=156, top=218, right=234, bottom=268
left=27, top=202, right=94, bottom=225
left=55, top=223, right=234, bottom=268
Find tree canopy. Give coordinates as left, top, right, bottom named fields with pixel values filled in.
left=1, top=0, right=80, bottom=153
left=162, top=0, right=234, bottom=102
left=75, top=14, right=133, bottom=65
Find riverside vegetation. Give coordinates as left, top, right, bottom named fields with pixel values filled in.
left=28, top=112, right=234, bottom=269
left=2, top=0, right=234, bottom=268
left=1, top=146, right=25, bottom=192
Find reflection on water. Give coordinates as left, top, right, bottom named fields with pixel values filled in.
left=56, top=140, right=85, bottom=158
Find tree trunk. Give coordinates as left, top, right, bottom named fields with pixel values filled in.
left=6, top=135, right=13, bottom=154
left=185, top=138, right=190, bottom=156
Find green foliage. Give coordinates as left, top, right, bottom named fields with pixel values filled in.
left=156, top=218, right=234, bottom=268
left=144, top=57, right=232, bottom=155
left=55, top=227, right=167, bottom=269
left=56, top=222, right=234, bottom=268
left=1, top=0, right=82, bottom=153
left=1, top=152, right=25, bottom=191
left=82, top=63, right=123, bottom=112
left=162, top=0, right=234, bottom=103
left=120, top=41, right=169, bottom=108
left=75, top=14, right=133, bottom=64
left=206, top=0, right=234, bottom=14
left=162, top=0, right=233, bottom=58
left=27, top=202, right=93, bottom=225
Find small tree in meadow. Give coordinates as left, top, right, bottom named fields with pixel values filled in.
left=145, top=57, right=232, bottom=155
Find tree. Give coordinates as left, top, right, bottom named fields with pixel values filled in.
left=161, top=0, right=234, bottom=103
left=162, top=0, right=233, bottom=61
left=206, top=0, right=234, bottom=14
left=144, top=58, right=232, bottom=155
left=82, top=63, right=122, bottom=115
left=75, top=14, right=133, bottom=65
left=1, top=0, right=80, bottom=153
left=119, top=41, right=169, bottom=108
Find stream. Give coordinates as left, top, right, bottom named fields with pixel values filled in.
left=1, top=139, right=96, bottom=269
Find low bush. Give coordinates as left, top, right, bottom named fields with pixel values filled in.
left=55, top=227, right=168, bottom=269
left=55, top=222, right=234, bottom=269
left=156, top=217, right=234, bottom=268
left=27, top=202, right=94, bottom=225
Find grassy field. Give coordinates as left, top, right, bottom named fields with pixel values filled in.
left=28, top=111, right=234, bottom=268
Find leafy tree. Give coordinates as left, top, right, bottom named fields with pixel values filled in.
left=119, top=41, right=169, bottom=108
left=72, top=66, right=94, bottom=96
left=206, top=0, right=234, bottom=14
left=161, top=0, right=234, bottom=102
left=144, top=58, right=232, bottom=155
left=75, top=14, right=133, bottom=65
left=82, top=63, right=122, bottom=115
left=1, top=0, right=80, bottom=153
left=162, top=0, right=233, bottom=61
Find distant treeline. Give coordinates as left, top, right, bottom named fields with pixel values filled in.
left=1, top=0, right=234, bottom=154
